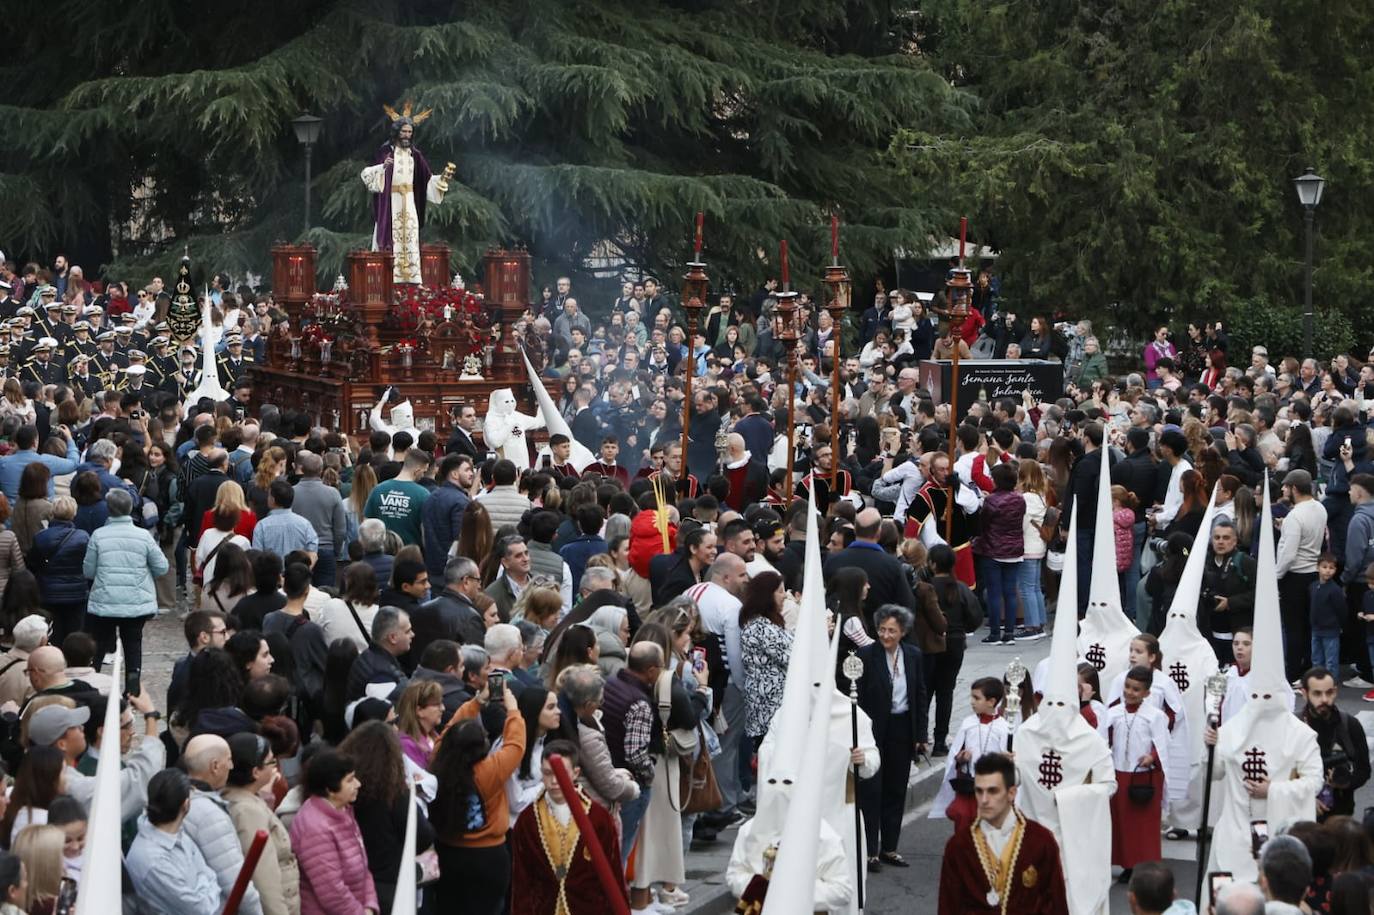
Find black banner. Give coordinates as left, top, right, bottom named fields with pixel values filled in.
left=917, top=359, right=1064, bottom=419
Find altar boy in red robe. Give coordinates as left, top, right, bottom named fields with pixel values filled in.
left=1103, top=665, right=1171, bottom=879
left=938, top=752, right=1069, bottom=915
left=511, top=740, right=627, bottom=915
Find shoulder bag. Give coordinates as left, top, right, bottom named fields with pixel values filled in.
left=657, top=671, right=698, bottom=759
left=678, top=722, right=723, bottom=814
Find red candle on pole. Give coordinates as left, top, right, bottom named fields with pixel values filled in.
left=831, top=214, right=839, bottom=263
left=694, top=211, right=704, bottom=259
left=780, top=239, right=789, bottom=289
left=959, top=216, right=967, bottom=265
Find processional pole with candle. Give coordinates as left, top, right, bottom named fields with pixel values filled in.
left=842, top=650, right=866, bottom=913
left=776, top=240, right=800, bottom=501
left=1004, top=657, right=1027, bottom=752
left=1195, top=670, right=1230, bottom=906
left=679, top=212, right=709, bottom=496
left=823, top=214, right=852, bottom=489
left=937, top=217, right=974, bottom=540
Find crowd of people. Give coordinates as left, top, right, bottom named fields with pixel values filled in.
left=0, top=251, right=1366, bottom=914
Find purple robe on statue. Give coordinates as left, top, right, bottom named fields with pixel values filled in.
left=370, top=142, right=435, bottom=253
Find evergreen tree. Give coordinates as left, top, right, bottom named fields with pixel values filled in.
left=907, top=0, right=1374, bottom=347
left=0, top=0, right=969, bottom=299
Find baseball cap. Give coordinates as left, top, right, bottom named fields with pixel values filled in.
left=29, top=704, right=90, bottom=747
left=1282, top=469, right=1313, bottom=490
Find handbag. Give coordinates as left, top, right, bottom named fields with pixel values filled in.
left=1127, top=766, right=1155, bottom=804
left=949, top=760, right=976, bottom=796
left=678, top=724, right=724, bottom=815
left=1039, top=506, right=1061, bottom=544
left=657, top=671, right=698, bottom=759
left=138, top=467, right=159, bottom=524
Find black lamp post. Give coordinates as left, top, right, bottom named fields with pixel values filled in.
left=1293, top=166, right=1325, bottom=356
left=291, top=113, right=324, bottom=237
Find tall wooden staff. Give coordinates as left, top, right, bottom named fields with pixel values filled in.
left=680, top=212, right=709, bottom=486
left=547, top=754, right=632, bottom=915
left=775, top=240, right=800, bottom=499
left=941, top=217, right=973, bottom=541
left=823, top=214, right=852, bottom=488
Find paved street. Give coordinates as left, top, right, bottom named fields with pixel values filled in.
left=136, top=602, right=1374, bottom=915
left=678, top=626, right=1374, bottom=914
left=140, top=608, right=189, bottom=709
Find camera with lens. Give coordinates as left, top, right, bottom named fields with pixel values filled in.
left=1324, top=748, right=1356, bottom=790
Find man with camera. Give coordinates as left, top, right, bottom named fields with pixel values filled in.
left=1199, top=518, right=1257, bottom=665
left=1299, top=666, right=1370, bottom=820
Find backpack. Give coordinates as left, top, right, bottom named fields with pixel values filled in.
left=162, top=474, right=184, bottom=529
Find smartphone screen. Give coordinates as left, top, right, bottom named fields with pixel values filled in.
left=1209, top=872, right=1233, bottom=907
left=488, top=672, right=505, bottom=702
left=690, top=647, right=707, bottom=674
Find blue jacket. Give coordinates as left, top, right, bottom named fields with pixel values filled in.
left=0, top=441, right=81, bottom=502
left=29, top=520, right=90, bottom=607
left=421, top=481, right=470, bottom=580
left=559, top=534, right=608, bottom=593
left=74, top=501, right=109, bottom=535
left=83, top=515, right=168, bottom=619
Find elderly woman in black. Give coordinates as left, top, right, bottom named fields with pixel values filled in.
left=855, top=604, right=927, bottom=872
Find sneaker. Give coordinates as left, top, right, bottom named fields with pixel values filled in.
left=1363, top=688, right=1374, bottom=703
left=932, top=743, right=950, bottom=757
left=658, top=887, right=691, bottom=908
left=1345, top=676, right=1373, bottom=689
left=1025, top=627, right=1047, bottom=641
left=704, top=810, right=747, bottom=830
left=1000, top=636, right=1016, bottom=645
left=980, top=634, right=1000, bottom=644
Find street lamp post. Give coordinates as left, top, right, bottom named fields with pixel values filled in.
left=291, top=114, right=324, bottom=237
left=1293, top=167, right=1325, bottom=356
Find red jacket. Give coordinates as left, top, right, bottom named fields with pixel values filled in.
left=628, top=509, right=676, bottom=579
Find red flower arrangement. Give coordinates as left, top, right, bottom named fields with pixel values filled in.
left=391, top=284, right=487, bottom=332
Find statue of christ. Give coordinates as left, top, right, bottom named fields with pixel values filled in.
left=360, top=102, right=450, bottom=284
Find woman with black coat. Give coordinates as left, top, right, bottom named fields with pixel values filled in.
left=337, top=720, right=435, bottom=914
left=27, top=496, right=89, bottom=645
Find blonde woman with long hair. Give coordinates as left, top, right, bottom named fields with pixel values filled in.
left=11, top=823, right=64, bottom=913
left=344, top=462, right=377, bottom=556
left=395, top=679, right=445, bottom=771
left=1016, top=458, right=1051, bottom=638
left=201, top=479, right=256, bottom=542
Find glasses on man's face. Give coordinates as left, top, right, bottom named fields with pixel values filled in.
left=210, top=628, right=227, bottom=637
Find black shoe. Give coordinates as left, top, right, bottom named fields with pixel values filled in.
left=932, top=743, right=950, bottom=757
left=737, top=799, right=756, bottom=816
left=980, top=634, right=999, bottom=644
left=879, top=852, right=910, bottom=868
left=867, top=857, right=882, bottom=873
left=1117, top=868, right=1133, bottom=884
left=704, top=810, right=746, bottom=830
